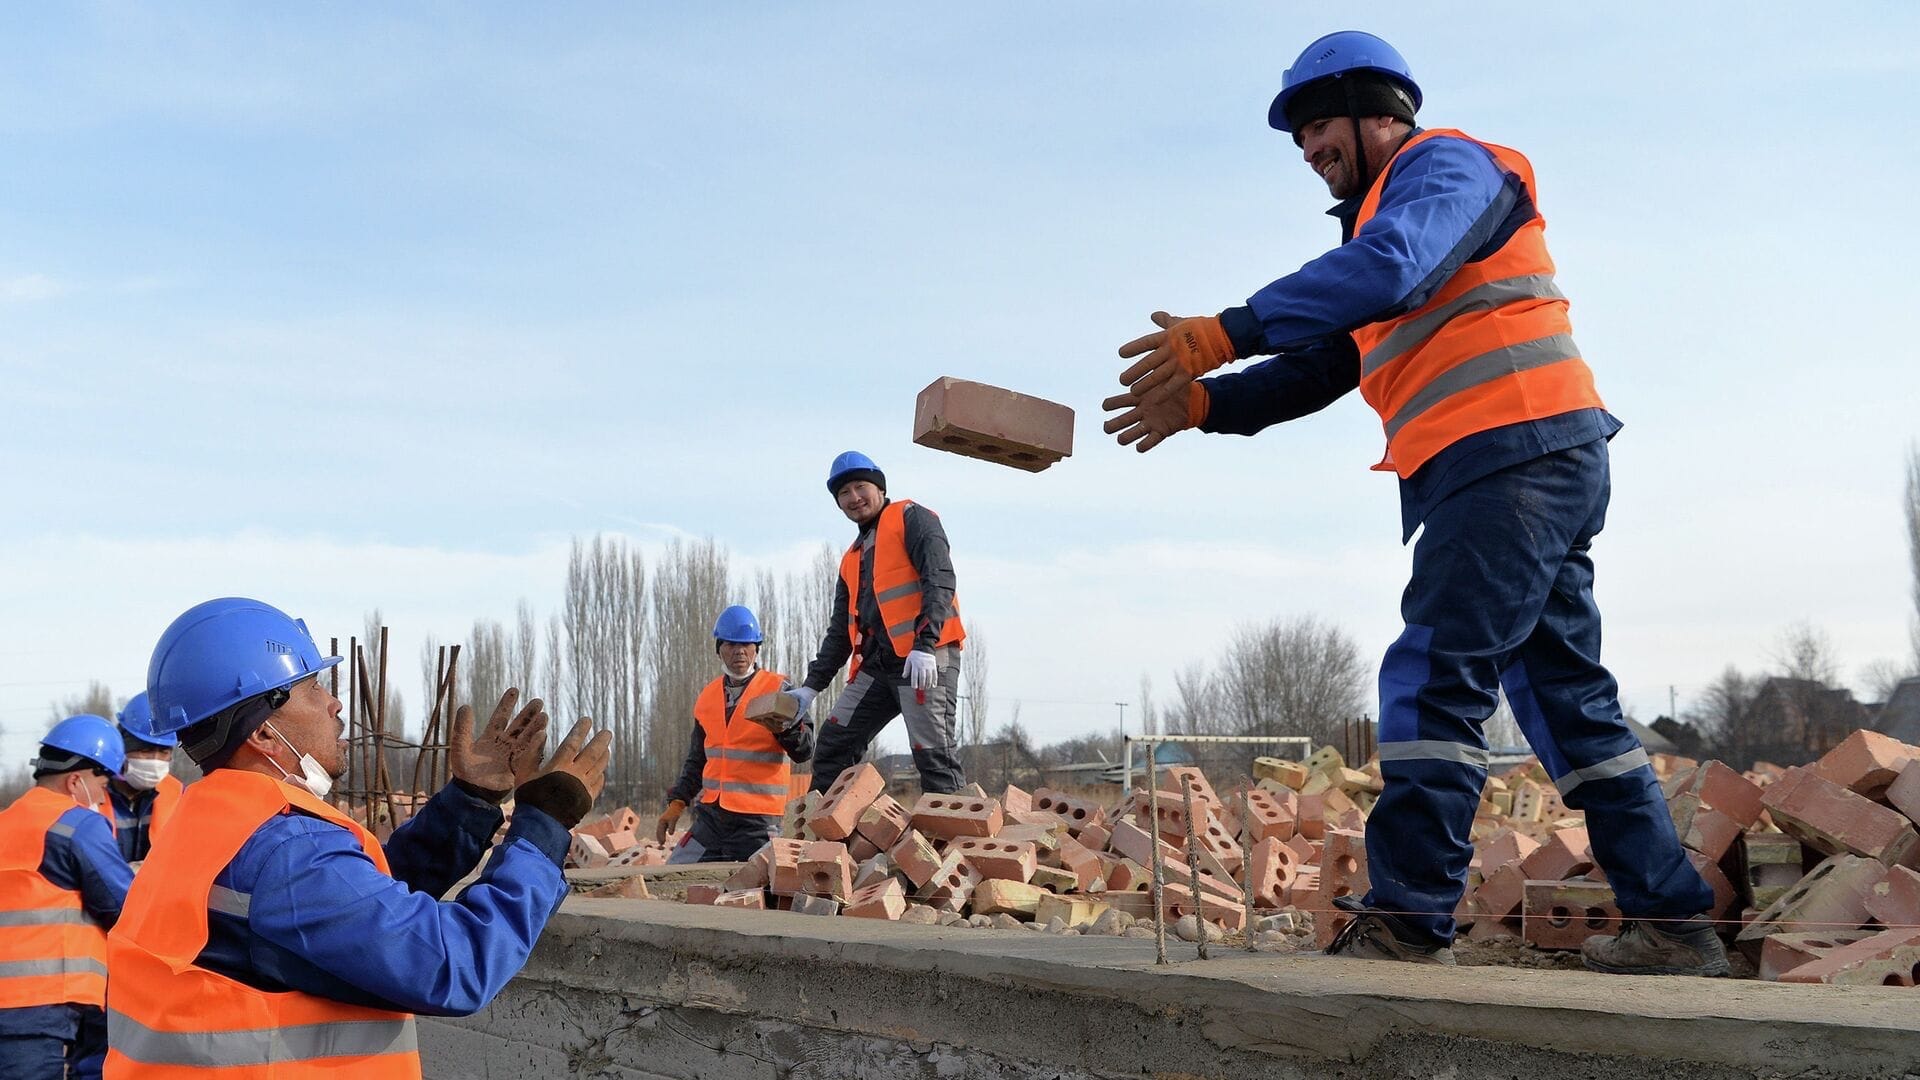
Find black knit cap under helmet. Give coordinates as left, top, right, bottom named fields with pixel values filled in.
left=1283, top=72, right=1417, bottom=144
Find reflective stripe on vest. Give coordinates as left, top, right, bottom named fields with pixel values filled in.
left=1350, top=129, right=1604, bottom=478
left=695, top=670, right=792, bottom=816
left=104, top=770, right=421, bottom=1079
left=0, top=787, right=110, bottom=1009
left=837, top=500, right=965, bottom=675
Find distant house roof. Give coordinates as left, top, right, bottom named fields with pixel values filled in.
left=1626, top=717, right=1678, bottom=755
left=1876, top=676, right=1920, bottom=744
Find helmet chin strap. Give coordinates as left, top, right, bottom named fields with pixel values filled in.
left=1344, top=77, right=1371, bottom=195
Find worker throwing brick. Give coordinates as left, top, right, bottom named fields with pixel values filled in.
left=105, top=597, right=611, bottom=1077
left=659, top=605, right=814, bottom=863
left=0, top=716, right=133, bottom=1080
left=1102, top=31, right=1723, bottom=975
left=793, top=451, right=969, bottom=796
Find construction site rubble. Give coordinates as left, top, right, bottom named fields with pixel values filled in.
left=561, top=728, right=1920, bottom=982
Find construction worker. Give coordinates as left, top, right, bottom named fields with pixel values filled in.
left=657, top=605, right=814, bottom=862
left=1102, top=31, right=1723, bottom=975
left=105, top=693, right=183, bottom=865
left=0, top=715, right=133, bottom=1080
left=793, top=451, right=968, bottom=795
left=104, top=597, right=612, bottom=1078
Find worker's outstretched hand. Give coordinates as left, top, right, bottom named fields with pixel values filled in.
left=1101, top=382, right=1209, bottom=453
left=534, top=717, right=614, bottom=804
left=450, top=688, right=550, bottom=802
left=510, top=717, right=613, bottom=830
left=1116, top=312, right=1234, bottom=406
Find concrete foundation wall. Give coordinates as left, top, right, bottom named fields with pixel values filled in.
left=422, top=897, right=1920, bottom=1080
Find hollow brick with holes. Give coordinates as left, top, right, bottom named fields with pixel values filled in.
left=1318, top=829, right=1369, bottom=906
left=910, top=792, right=1004, bottom=840
left=809, top=762, right=886, bottom=841
left=1518, top=826, right=1593, bottom=881
left=1248, top=837, right=1298, bottom=908
left=1759, top=930, right=1876, bottom=981
left=1762, top=766, right=1920, bottom=866
left=911, top=377, right=1073, bottom=473
left=1777, top=927, right=1920, bottom=984
left=766, top=838, right=809, bottom=896
left=798, top=841, right=854, bottom=902
left=1030, top=788, right=1106, bottom=835
left=914, top=850, right=983, bottom=913
left=843, top=878, right=907, bottom=920
left=952, top=836, right=1037, bottom=882
left=1521, top=880, right=1621, bottom=950
left=1738, top=853, right=1888, bottom=944
left=1242, top=788, right=1298, bottom=843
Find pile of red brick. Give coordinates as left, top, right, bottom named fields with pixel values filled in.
left=569, top=806, right=675, bottom=871
left=562, top=731, right=1920, bottom=984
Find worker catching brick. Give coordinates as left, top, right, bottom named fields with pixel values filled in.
left=1100, top=30, right=1724, bottom=974
left=790, top=451, right=969, bottom=795
left=657, top=605, right=814, bottom=863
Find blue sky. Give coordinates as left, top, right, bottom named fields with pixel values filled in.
left=4, top=4, right=1918, bottom=764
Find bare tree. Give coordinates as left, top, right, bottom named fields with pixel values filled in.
left=1907, top=442, right=1920, bottom=671
left=562, top=536, right=650, bottom=809
left=1689, top=665, right=1764, bottom=768
left=47, top=681, right=118, bottom=725
left=639, top=538, right=731, bottom=808
left=1164, top=616, right=1368, bottom=747
left=465, top=619, right=510, bottom=724
left=1861, top=657, right=1914, bottom=704
left=960, top=623, right=990, bottom=748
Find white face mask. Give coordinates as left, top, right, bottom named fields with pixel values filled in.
left=78, top=776, right=106, bottom=815
left=122, top=758, right=171, bottom=791
left=262, top=721, right=334, bottom=800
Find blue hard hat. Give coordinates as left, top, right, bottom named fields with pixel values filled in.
left=116, top=690, right=178, bottom=749
left=147, top=597, right=342, bottom=736
left=712, top=605, right=764, bottom=644
left=40, top=714, right=128, bottom=776
left=826, top=450, right=886, bottom=495
left=1268, top=31, right=1422, bottom=133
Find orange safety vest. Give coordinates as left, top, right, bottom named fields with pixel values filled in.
left=0, top=787, right=109, bottom=1010
left=695, top=669, right=793, bottom=816
left=148, top=774, right=183, bottom=845
left=838, top=500, right=965, bottom=675
left=1351, top=128, right=1605, bottom=478
left=105, top=770, right=420, bottom=1079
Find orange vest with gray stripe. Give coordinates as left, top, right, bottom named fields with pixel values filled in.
left=839, top=500, right=965, bottom=674
left=104, top=770, right=420, bottom=1079
left=695, top=669, right=792, bottom=816
left=1351, top=129, right=1605, bottom=478
left=0, top=787, right=109, bottom=1010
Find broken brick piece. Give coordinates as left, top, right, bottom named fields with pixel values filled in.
left=713, top=888, right=766, bottom=910
left=1519, top=826, right=1593, bottom=881
left=1887, top=760, right=1920, bottom=824
left=844, top=878, right=907, bottom=920
left=799, top=840, right=854, bottom=901
left=1001, top=784, right=1034, bottom=816
left=1758, top=930, right=1876, bottom=981
left=1675, top=760, right=1766, bottom=829
left=684, top=884, right=721, bottom=906
left=911, top=376, right=1073, bottom=473
left=853, top=793, right=912, bottom=850
left=1738, top=831, right=1806, bottom=909
left=1864, top=864, right=1920, bottom=930
left=1035, top=894, right=1106, bottom=927
left=1761, top=766, right=1920, bottom=866
left=789, top=893, right=842, bottom=917
left=971, top=879, right=1045, bottom=918
left=1777, top=927, right=1920, bottom=985
left=1738, top=853, right=1888, bottom=944
left=1811, top=730, right=1920, bottom=800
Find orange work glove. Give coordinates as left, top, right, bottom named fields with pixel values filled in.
left=656, top=798, right=687, bottom=844
left=1102, top=381, right=1210, bottom=453
left=1116, top=312, right=1235, bottom=406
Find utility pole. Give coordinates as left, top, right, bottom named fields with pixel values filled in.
left=1116, top=702, right=1127, bottom=738
left=1669, top=684, right=1677, bottom=721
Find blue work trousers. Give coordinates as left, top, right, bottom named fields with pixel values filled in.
left=1364, top=439, right=1713, bottom=943
left=0, top=1004, right=105, bottom=1080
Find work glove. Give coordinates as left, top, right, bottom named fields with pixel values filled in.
left=656, top=798, right=687, bottom=844
left=1116, top=312, right=1235, bottom=407
left=512, top=716, right=613, bottom=830
left=449, top=688, right=551, bottom=803
left=787, top=686, right=817, bottom=719
left=904, top=649, right=938, bottom=691
left=1102, top=381, right=1210, bottom=453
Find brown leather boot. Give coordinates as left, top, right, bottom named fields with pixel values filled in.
left=1324, top=896, right=1457, bottom=965
left=1581, top=916, right=1731, bottom=976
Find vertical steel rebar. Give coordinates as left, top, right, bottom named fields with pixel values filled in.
left=1242, top=789, right=1258, bottom=952
left=1145, top=740, right=1167, bottom=966
left=1179, top=777, right=1209, bottom=961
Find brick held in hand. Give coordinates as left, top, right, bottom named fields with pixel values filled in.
left=743, top=691, right=799, bottom=729
left=911, top=377, right=1073, bottom=473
